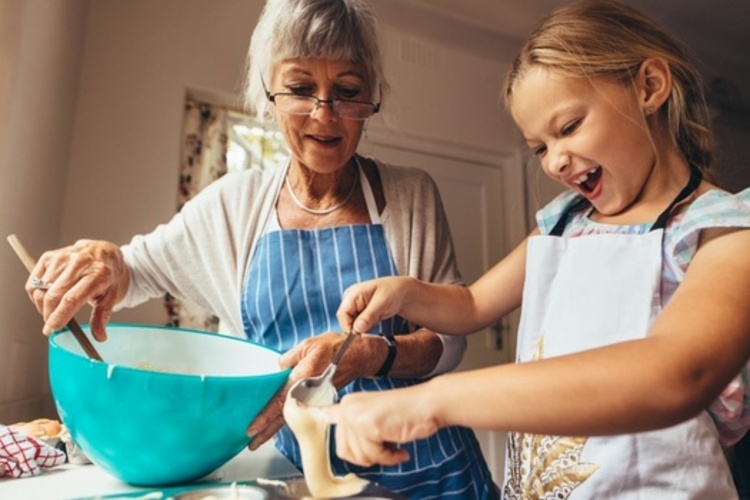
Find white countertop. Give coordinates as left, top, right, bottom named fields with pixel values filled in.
left=0, top=440, right=301, bottom=500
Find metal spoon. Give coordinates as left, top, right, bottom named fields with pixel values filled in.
left=288, top=331, right=358, bottom=407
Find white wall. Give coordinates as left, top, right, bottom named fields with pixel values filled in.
left=369, top=0, right=522, bottom=153
left=0, top=0, right=87, bottom=422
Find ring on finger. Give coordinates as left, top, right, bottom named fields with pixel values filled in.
left=32, top=278, right=52, bottom=291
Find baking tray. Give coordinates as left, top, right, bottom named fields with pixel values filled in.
left=83, top=477, right=406, bottom=499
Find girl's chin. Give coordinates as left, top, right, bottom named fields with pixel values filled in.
left=591, top=199, right=634, bottom=219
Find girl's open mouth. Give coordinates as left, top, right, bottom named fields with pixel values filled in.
left=573, top=166, right=602, bottom=194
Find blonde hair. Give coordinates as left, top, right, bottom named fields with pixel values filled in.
left=504, top=0, right=715, bottom=180
left=244, top=0, right=388, bottom=123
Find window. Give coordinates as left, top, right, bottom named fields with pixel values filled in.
left=169, top=99, right=288, bottom=332
left=226, top=111, right=288, bottom=173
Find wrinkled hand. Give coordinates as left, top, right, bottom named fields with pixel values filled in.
left=336, top=277, right=412, bottom=334
left=323, top=387, right=440, bottom=467
left=245, top=380, right=290, bottom=451
left=246, top=332, right=374, bottom=450
left=281, top=332, right=372, bottom=388
left=25, top=239, right=127, bottom=341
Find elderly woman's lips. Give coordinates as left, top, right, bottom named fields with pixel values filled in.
left=308, top=135, right=341, bottom=144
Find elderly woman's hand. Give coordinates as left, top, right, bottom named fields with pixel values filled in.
left=245, top=380, right=289, bottom=451
left=280, top=332, right=383, bottom=386
left=25, top=239, right=128, bottom=341
left=245, top=332, right=384, bottom=450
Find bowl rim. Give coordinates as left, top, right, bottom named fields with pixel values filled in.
left=48, top=322, right=290, bottom=380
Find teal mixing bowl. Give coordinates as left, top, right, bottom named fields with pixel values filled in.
left=48, top=323, right=290, bottom=486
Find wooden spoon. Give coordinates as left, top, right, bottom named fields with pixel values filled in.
left=7, top=234, right=103, bottom=361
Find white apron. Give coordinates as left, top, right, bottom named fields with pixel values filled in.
left=503, top=168, right=737, bottom=499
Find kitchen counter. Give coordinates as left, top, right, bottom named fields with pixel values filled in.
left=0, top=440, right=302, bottom=500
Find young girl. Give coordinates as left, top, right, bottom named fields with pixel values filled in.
left=328, top=0, right=750, bottom=497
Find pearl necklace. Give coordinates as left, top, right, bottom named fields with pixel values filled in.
left=286, top=166, right=360, bottom=216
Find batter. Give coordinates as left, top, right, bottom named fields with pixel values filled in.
left=283, top=387, right=367, bottom=498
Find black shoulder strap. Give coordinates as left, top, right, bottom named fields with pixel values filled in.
left=549, top=196, right=591, bottom=237
left=649, top=166, right=703, bottom=232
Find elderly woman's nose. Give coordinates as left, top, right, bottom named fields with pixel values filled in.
left=311, top=99, right=337, bottom=121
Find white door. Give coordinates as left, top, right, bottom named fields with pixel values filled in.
left=359, top=136, right=528, bottom=483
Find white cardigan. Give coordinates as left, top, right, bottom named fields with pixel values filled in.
left=120, top=157, right=466, bottom=375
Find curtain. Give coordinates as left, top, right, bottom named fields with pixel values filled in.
left=164, top=99, right=229, bottom=331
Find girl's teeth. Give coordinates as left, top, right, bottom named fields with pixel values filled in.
left=574, top=167, right=599, bottom=185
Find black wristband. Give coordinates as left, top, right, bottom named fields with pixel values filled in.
left=374, top=333, right=397, bottom=379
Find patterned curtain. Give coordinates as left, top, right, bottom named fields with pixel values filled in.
left=164, top=99, right=229, bottom=331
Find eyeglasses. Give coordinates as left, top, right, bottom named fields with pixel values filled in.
left=262, top=80, right=380, bottom=120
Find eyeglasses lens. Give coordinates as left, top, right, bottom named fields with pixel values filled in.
left=274, top=95, right=374, bottom=120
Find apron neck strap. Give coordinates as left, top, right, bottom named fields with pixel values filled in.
left=549, top=197, right=590, bottom=237
left=356, top=156, right=381, bottom=223
left=649, top=165, right=702, bottom=231
left=549, top=165, right=703, bottom=237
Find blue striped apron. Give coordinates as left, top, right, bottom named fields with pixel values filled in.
left=240, top=160, right=497, bottom=499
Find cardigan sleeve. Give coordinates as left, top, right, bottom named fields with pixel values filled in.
left=119, top=168, right=279, bottom=336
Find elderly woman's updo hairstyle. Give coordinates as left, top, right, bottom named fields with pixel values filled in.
left=504, top=0, right=715, bottom=181
left=244, top=0, right=388, bottom=123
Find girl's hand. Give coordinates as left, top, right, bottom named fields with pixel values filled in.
left=247, top=332, right=382, bottom=450
left=25, top=239, right=128, bottom=341
left=323, top=387, right=441, bottom=467
left=337, top=277, right=413, bottom=334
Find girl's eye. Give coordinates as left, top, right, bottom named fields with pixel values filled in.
left=532, top=145, right=547, bottom=157
left=561, top=119, right=581, bottom=136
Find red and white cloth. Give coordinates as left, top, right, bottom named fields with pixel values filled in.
left=0, top=424, right=66, bottom=478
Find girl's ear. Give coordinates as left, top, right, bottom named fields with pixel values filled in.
left=638, top=57, right=672, bottom=114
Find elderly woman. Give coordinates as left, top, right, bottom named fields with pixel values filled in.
left=26, top=0, right=496, bottom=498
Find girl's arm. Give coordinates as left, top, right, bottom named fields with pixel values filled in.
left=329, top=227, right=750, bottom=465
left=338, top=231, right=535, bottom=336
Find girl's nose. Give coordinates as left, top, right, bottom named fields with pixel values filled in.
left=546, top=145, right=571, bottom=177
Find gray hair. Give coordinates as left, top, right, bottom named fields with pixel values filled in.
left=243, top=0, right=389, bottom=122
